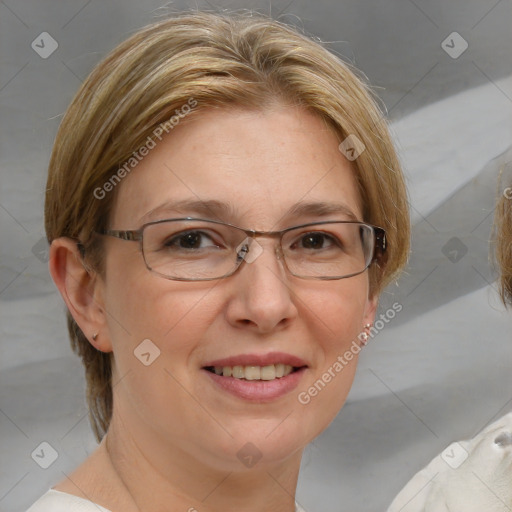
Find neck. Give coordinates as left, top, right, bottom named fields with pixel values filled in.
left=104, top=412, right=303, bottom=512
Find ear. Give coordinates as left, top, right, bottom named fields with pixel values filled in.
left=363, top=292, right=378, bottom=327
left=48, top=237, right=112, bottom=353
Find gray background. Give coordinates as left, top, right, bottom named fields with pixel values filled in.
left=1, top=1, right=511, bottom=511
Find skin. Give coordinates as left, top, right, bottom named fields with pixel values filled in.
left=49, top=105, right=378, bottom=511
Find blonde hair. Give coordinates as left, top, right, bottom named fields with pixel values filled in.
left=45, top=11, right=410, bottom=441
left=493, top=163, right=512, bottom=305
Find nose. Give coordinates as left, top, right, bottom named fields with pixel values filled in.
left=224, top=239, right=298, bottom=333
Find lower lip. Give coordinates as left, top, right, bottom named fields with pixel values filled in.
left=202, top=367, right=307, bottom=401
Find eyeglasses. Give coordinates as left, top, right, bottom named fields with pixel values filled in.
left=97, top=217, right=386, bottom=281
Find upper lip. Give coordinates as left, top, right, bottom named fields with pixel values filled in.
left=202, top=352, right=308, bottom=368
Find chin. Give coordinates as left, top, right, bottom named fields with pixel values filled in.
left=221, top=417, right=318, bottom=468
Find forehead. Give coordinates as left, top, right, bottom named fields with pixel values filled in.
left=110, top=106, right=363, bottom=229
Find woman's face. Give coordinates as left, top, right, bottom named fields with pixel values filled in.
left=100, top=105, right=377, bottom=471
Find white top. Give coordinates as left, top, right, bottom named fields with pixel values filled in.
left=26, top=490, right=112, bottom=511
left=27, top=489, right=307, bottom=512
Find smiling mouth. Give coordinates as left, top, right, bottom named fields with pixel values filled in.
left=203, top=364, right=306, bottom=381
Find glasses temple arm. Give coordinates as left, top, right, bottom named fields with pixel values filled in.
left=101, top=229, right=142, bottom=241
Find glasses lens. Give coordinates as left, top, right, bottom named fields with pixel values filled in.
left=142, top=219, right=246, bottom=280
left=281, top=222, right=375, bottom=279
left=141, top=220, right=376, bottom=281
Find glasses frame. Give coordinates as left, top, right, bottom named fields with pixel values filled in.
left=96, top=217, right=387, bottom=281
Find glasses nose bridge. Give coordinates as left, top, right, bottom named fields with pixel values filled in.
left=240, top=228, right=286, bottom=264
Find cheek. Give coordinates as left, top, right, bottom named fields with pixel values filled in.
left=102, top=253, right=223, bottom=380
left=295, top=279, right=369, bottom=432
left=103, top=273, right=224, bottom=430
left=106, top=273, right=220, bottom=346
left=301, top=277, right=369, bottom=350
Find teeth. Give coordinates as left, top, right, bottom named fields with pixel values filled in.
left=212, top=364, right=295, bottom=380
left=245, top=366, right=261, bottom=381
left=261, top=365, right=275, bottom=380
left=232, top=366, right=244, bottom=378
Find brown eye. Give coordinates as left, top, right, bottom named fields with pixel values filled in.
left=294, top=232, right=339, bottom=250
left=301, top=233, right=326, bottom=249
left=164, top=231, right=217, bottom=250
left=177, top=232, right=202, bottom=248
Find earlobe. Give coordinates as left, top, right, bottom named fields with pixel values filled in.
left=48, top=237, right=112, bottom=353
left=359, top=295, right=378, bottom=346
left=364, top=293, right=378, bottom=326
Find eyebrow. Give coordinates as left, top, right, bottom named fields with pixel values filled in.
left=140, top=199, right=236, bottom=224
left=140, top=199, right=360, bottom=225
left=284, top=201, right=360, bottom=222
